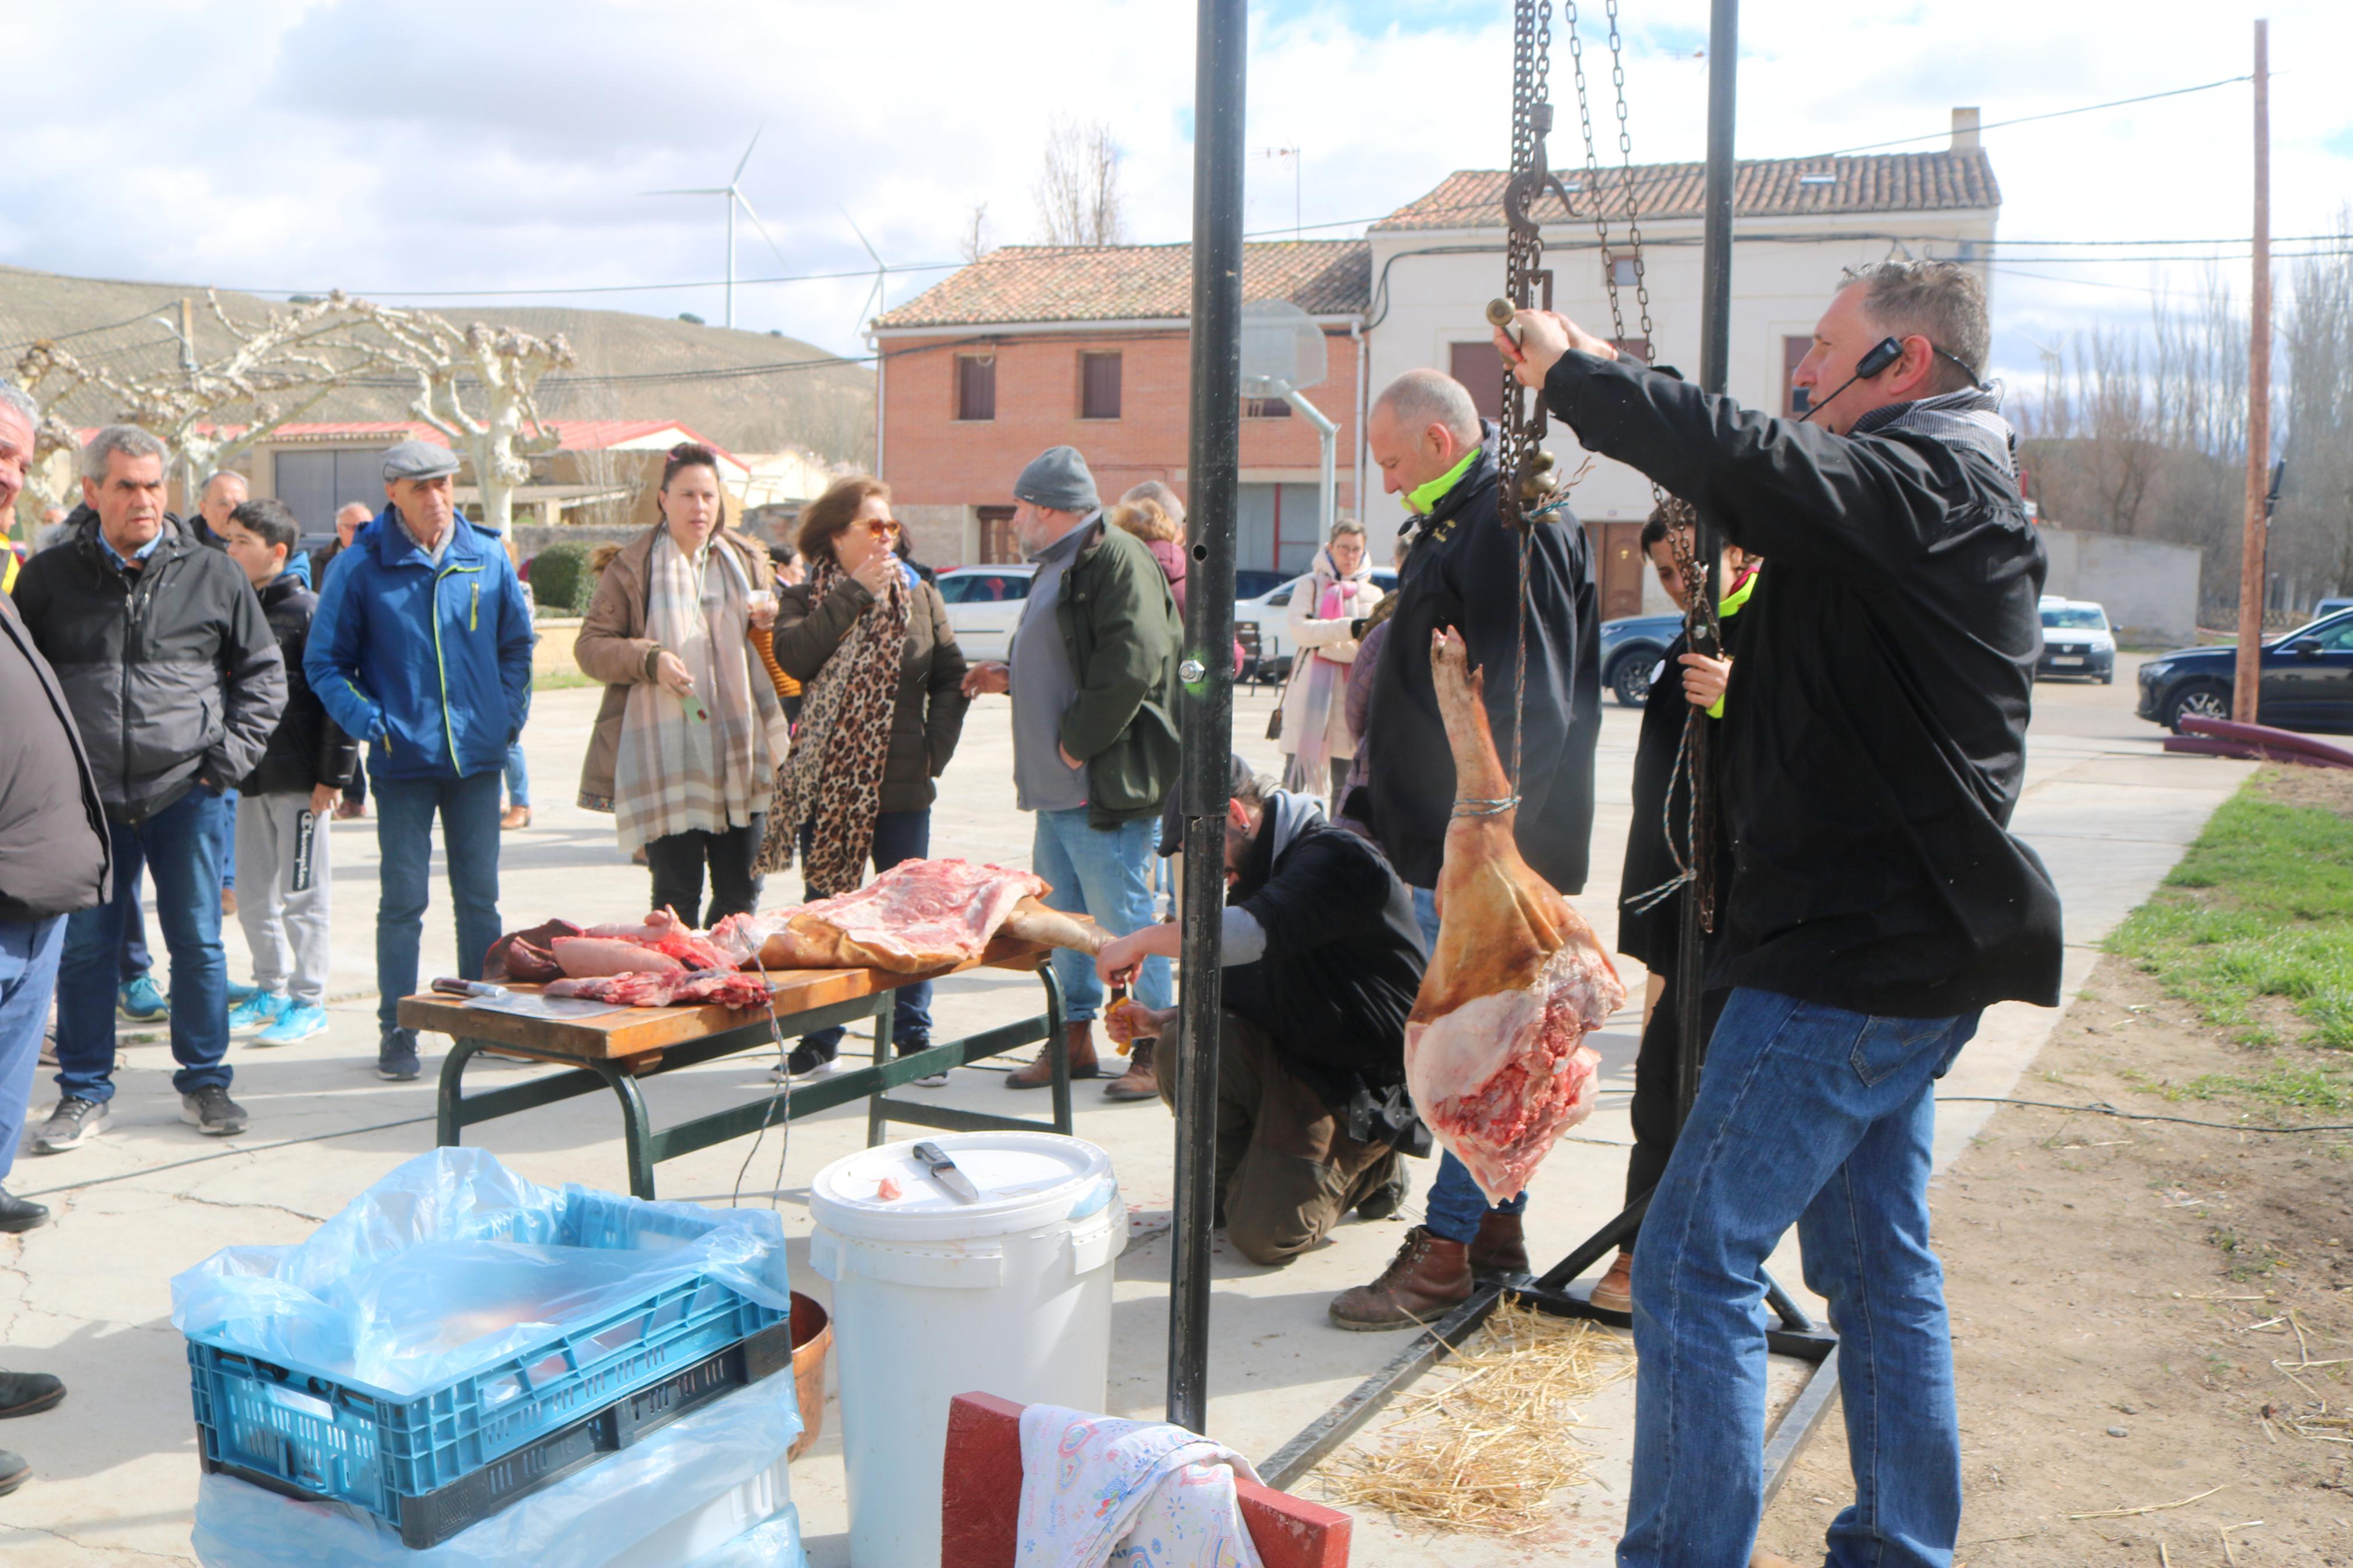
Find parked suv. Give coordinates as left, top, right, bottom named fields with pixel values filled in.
left=2136, top=609, right=2353, bottom=734
left=1599, top=613, right=1683, bottom=706
left=2036, top=598, right=2116, bottom=684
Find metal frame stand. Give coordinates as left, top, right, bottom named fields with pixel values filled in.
left=435, top=967, right=1069, bottom=1199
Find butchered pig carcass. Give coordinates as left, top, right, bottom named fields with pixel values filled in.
left=1404, top=628, right=1626, bottom=1205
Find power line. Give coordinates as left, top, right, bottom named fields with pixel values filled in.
left=1809, top=74, right=2255, bottom=158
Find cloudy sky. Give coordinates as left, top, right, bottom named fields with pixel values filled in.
left=5, top=0, right=2346, bottom=386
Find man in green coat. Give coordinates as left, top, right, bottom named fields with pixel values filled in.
left=963, top=445, right=1180, bottom=1098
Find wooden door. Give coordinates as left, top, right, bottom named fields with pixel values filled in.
left=1593, top=521, right=1645, bottom=620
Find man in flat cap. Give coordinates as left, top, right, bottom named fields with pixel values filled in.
left=961, top=445, right=1181, bottom=1101
left=15, top=424, right=284, bottom=1150
left=307, top=439, right=534, bottom=1082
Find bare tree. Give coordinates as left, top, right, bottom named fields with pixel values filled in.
left=959, top=202, right=995, bottom=264
left=10, top=290, right=381, bottom=527
left=1034, top=115, right=1123, bottom=246
left=352, top=306, right=577, bottom=534
left=2275, top=213, right=2353, bottom=599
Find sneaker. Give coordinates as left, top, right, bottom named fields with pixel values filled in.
left=226, top=992, right=290, bottom=1035
left=117, top=976, right=167, bottom=1022
left=895, top=1042, right=947, bottom=1090
left=223, top=979, right=260, bottom=1007
left=776, top=1042, right=840, bottom=1083
left=256, top=1002, right=329, bottom=1047
left=31, top=1097, right=110, bottom=1154
left=377, top=1032, right=421, bottom=1082
left=180, top=1085, right=249, bottom=1137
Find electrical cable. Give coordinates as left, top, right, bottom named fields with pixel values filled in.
left=1941, top=1095, right=2353, bottom=1135
left=1809, top=74, right=2255, bottom=158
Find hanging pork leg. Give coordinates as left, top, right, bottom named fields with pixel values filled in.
left=1406, top=627, right=1626, bottom=1205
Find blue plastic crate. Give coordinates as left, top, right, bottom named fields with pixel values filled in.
left=184, top=1187, right=787, bottom=1527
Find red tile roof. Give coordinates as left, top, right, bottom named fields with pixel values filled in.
left=1372, top=149, right=2000, bottom=231
left=874, top=240, right=1370, bottom=330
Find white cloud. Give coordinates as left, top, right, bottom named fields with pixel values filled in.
left=1, top=0, right=2345, bottom=387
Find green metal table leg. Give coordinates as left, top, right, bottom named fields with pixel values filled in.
left=864, top=990, right=898, bottom=1148
left=435, top=1036, right=485, bottom=1147
left=1041, top=964, right=1073, bottom=1136
left=606, top=1064, right=658, bottom=1199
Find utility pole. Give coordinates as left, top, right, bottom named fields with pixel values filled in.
left=2234, top=18, right=2270, bottom=723
left=1170, top=0, right=1245, bottom=1435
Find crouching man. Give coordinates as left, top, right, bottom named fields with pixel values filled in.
left=1094, top=765, right=1427, bottom=1264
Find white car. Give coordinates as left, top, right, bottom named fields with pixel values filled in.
left=933, top=564, right=1038, bottom=660
left=2036, top=595, right=2116, bottom=683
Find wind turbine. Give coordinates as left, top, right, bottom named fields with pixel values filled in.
left=841, top=208, right=890, bottom=341
left=644, top=126, right=793, bottom=330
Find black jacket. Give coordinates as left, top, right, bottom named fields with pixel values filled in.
left=239, top=571, right=358, bottom=797
left=1221, top=793, right=1429, bottom=1138
left=1544, top=353, right=2062, bottom=1016
left=1616, top=575, right=1754, bottom=972
left=13, top=515, right=285, bottom=824
left=0, top=593, right=109, bottom=922
left=1364, top=442, right=1601, bottom=893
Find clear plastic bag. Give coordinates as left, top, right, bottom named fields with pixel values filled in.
left=191, top=1377, right=806, bottom=1568
left=169, top=1147, right=792, bottom=1396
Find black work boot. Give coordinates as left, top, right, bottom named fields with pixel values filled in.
left=1468, top=1209, right=1530, bottom=1281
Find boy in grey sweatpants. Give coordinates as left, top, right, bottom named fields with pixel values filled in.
left=218, top=500, right=357, bottom=1046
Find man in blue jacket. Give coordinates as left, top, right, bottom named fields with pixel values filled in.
left=307, top=440, right=534, bottom=1082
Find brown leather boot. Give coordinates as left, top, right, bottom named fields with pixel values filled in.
left=1007, top=1021, right=1101, bottom=1088
left=1589, top=1248, right=1635, bottom=1313
left=1103, top=1037, right=1159, bottom=1101
left=1327, top=1226, right=1471, bottom=1331
left=1468, top=1209, right=1529, bottom=1281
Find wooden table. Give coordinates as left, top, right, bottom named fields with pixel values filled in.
left=396, top=938, right=1071, bottom=1198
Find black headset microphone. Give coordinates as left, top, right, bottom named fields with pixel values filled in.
left=1798, top=336, right=1986, bottom=424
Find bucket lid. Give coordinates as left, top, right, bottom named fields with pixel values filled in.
left=808, top=1132, right=1119, bottom=1244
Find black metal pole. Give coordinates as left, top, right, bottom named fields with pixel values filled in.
left=1170, top=0, right=1246, bottom=1434
left=1674, top=0, right=1737, bottom=1129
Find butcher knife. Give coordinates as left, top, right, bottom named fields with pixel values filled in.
left=910, top=1141, right=982, bottom=1204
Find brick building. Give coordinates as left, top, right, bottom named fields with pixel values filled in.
left=871, top=240, right=1369, bottom=572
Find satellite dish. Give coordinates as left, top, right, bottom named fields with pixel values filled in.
left=1238, top=298, right=1326, bottom=399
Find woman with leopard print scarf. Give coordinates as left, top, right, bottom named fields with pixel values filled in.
left=756, top=475, right=970, bottom=1079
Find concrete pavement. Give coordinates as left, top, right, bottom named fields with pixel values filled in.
left=0, top=656, right=2251, bottom=1565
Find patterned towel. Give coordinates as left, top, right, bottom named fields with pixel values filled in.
left=1014, top=1404, right=1264, bottom=1568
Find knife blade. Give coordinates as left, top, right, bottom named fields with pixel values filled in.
left=910, top=1141, right=982, bottom=1204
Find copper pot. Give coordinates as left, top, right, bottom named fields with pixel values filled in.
left=787, top=1291, right=832, bottom=1462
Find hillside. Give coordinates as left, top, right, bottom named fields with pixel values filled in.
left=0, top=265, right=874, bottom=461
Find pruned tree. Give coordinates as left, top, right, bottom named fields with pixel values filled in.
left=1034, top=115, right=1123, bottom=246
left=350, top=305, right=577, bottom=534
left=959, top=201, right=995, bottom=264
left=10, top=290, right=381, bottom=527
left=2276, top=214, right=2353, bottom=600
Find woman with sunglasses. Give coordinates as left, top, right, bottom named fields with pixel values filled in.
left=757, top=475, right=969, bottom=1079
left=577, top=443, right=789, bottom=923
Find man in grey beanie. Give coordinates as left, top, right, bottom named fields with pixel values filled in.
left=964, top=445, right=1181, bottom=1100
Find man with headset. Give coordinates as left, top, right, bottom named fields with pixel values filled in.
left=1498, top=259, right=2062, bottom=1568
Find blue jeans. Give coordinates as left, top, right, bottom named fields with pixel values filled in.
left=1411, top=886, right=1527, bottom=1242
left=373, top=769, right=505, bottom=1037
left=217, top=788, right=239, bottom=889
left=118, top=849, right=151, bottom=981
left=1620, top=987, right=1978, bottom=1568
left=55, top=787, right=233, bottom=1101
left=503, top=742, right=530, bottom=809
left=798, top=810, right=933, bottom=1061
left=1034, top=807, right=1169, bottom=1021
left=0, top=916, right=65, bottom=1182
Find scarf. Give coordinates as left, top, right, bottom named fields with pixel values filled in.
left=755, top=559, right=911, bottom=895
left=612, top=530, right=787, bottom=852
left=1852, top=381, right=2017, bottom=476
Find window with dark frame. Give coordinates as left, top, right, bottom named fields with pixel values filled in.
left=954, top=354, right=996, bottom=421
left=1783, top=335, right=1813, bottom=417
left=1243, top=394, right=1293, bottom=418
left=1079, top=351, right=1123, bottom=419
left=1609, top=256, right=1641, bottom=289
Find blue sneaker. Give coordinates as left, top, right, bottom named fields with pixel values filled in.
left=225, top=980, right=261, bottom=1007
left=255, top=1002, right=328, bottom=1047
left=228, top=992, right=290, bottom=1036
left=118, top=976, right=168, bottom=1022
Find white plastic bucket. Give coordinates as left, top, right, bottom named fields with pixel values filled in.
left=808, top=1132, right=1126, bottom=1568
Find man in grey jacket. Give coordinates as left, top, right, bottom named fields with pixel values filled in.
left=12, top=425, right=284, bottom=1150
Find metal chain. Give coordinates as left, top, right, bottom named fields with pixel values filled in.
left=1499, top=0, right=1554, bottom=791
left=1563, top=1, right=1626, bottom=349
left=1606, top=0, right=1656, bottom=357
